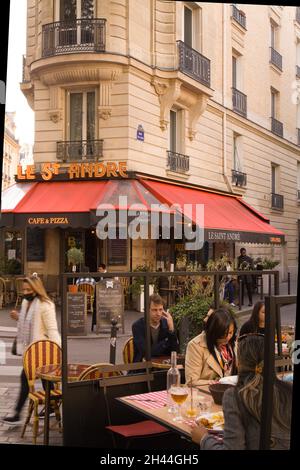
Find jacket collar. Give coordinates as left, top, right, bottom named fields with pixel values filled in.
left=195, top=331, right=224, bottom=378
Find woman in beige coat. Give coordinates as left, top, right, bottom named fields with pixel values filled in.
left=1, top=273, right=61, bottom=426
left=185, top=308, right=237, bottom=386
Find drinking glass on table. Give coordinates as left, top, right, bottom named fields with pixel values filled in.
left=170, top=384, right=189, bottom=422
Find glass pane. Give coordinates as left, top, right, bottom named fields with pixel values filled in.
left=271, top=166, right=276, bottom=193
left=81, top=0, right=94, bottom=19
left=232, top=57, right=237, bottom=88
left=65, top=231, right=84, bottom=272
left=170, top=110, right=176, bottom=153
left=70, top=93, right=83, bottom=141
left=184, top=6, right=193, bottom=48
left=60, top=0, right=76, bottom=21
left=4, top=231, right=23, bottom=274
left=87, top=92, right=95, bottom=142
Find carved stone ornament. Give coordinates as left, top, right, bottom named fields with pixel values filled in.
left=48, top=109, right=62, bottom=123
left=151, top=78, right=182, bottom=131
left=188, top=95, right=209, bottom=140
left=98, top=107, right=112, bottom=120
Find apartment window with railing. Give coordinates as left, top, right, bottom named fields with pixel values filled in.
left=271, top=88, right=283, bottom=137
left=232, top=134, right=247, bottom=187
left=232, top=53, right=247, bottom=117
left=271, top=163, right=283, bottom=210
left=167, top=109, right=189, bottom=173
left=57, top=89, right=103, bottom=162
left=270, top=21, right=282, bottom=71
left=231, top=4, right=246, bottom=29
left=183, top=3, right=201, bottom=51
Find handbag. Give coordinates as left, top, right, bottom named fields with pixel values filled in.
left=11, top=336, right=17, bottom=356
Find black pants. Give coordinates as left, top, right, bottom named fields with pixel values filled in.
left=241, top=277, right=253, bottom=305
left=15, top=369, right=54, bottom=415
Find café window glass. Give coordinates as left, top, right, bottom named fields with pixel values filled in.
left=64, top=230, right=84, bottom=272
left=3, top=231, right=23, bottom=274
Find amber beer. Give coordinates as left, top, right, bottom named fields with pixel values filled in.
left=170, top=387, right=188, bottom=405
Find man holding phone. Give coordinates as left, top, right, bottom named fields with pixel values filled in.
left=132, top=293, right=179, bottom=362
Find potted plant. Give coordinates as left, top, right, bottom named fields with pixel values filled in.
left=67, top=247, right=84, bottom=292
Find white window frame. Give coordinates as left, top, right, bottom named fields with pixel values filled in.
left=55, top=0, right=95, bottom=21
left=182, top=3, right=202, bottom=52
left=168, top=108, right=185, bottom=155
left=233, top=133, right=243, bottom=172
left=271, top=163, right=280, bottom=194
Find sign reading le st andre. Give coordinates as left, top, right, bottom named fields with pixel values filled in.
left=17, top=161, right=128, bottom=181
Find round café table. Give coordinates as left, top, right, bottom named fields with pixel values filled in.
left=36, top=363, right=90, bottom=445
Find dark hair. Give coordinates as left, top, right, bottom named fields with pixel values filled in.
left=205, top=308, right=237, bottom=361
left=240, top=248, right=246, bottom=254
left=237, top=335, right=292, bottom=430
left=149, top=293, right=165, bottom=307
left=98, top=263, right=106, bottom=270
left=247, top=301, right=265, bottom=333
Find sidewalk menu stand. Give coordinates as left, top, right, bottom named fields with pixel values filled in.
left=67, top=292, right=87, bottom=336
left=96, top=279, right=125, bottom=334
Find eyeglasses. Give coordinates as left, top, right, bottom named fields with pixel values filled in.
left=238, top=332, right=265, bottom=342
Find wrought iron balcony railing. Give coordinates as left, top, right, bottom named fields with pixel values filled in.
left=42, top=18, right=106, bottom=57
left=57, top=139, right=104, bottom=162
left=167, top=151, right=190, bottom=174
left=231, top=5, right=247, bottom=29
left=270, top=47, right=282, bottom=71
left=296, top=7, right=300, bottom=24
left=232, top=169, right=247, bottom=187
left=271, top=193, right=284, bottom=210
left=232, top=88, right=247, bottom=117
left=296, top=65, right=300, bottom=79
left=177, top=40, right=211, bottom=88
left=271, top=117, right=283, bottom=138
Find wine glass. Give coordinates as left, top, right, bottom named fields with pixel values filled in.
left=170, top=384, right=189, bottom=422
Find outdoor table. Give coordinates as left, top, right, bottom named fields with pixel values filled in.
left=151, top=354, right=185, bottom=370
left=116, top=385, right=222, bottom=440
left=36, top=363, right=90, bottom=445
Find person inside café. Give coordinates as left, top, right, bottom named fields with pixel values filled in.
left=191, top=333, right=292, bottom=450
left=185, top=308, right=237, bottom=386
left=1, top=273, right=61, bottom=425
left=91, top=263, right=108, bottom=332
left=132, top=293, right=179, bottom=362
left=237, top=247, right=254, bottom=306
left=239, top=301, right=265, bottom=336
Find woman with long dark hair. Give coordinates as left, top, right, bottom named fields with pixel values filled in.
left=240, top=301, right=265, bottom=335
left=191, top=334, right=292, bottom=449
left=185, top=308, right=237, bottom=386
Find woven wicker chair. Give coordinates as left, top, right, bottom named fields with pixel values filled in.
left=122, top=337, right=134, bottom=364
left=21, top=340, right=62, bottom=444
left=78, top=363, right=122, bottom=381
left=77, top=282, right=95, bottom=314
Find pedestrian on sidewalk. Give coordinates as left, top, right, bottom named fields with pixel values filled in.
left=1, top=273, right=61, bottom=426
left=237, top=248, right=254, bottom=306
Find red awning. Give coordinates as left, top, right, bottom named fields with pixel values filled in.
left=140, top=179, right=285, bottom=244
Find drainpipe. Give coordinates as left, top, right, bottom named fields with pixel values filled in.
left=222, top=3, right=233, bottom=193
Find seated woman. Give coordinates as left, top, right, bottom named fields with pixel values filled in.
left=185, top=308, right=237, bottom=386
left=240, top=301, right=265, bottom=336
left=191, top=334, right=292, bottom=450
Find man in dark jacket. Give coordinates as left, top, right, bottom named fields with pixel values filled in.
left=132, top=293, right=178, bottom=362
left=237, top=248, right=254, bottom=306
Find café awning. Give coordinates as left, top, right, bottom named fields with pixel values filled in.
left=140, top=179, right=285, bottom=244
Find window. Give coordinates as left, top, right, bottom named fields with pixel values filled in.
left=183, top=3, right=201, bottom=51
left=67, top=90, right=96, bottom=156
left=232, top=56, right=237, bottom=89
left=169, top=109, right=184, bottom=154
left=271, top=89, right=278, bottom=118
left=59, top=0, right=94, bottom=21
left=271, top=164, right=279, bottom=194
left=4, top=231, right=23, bottom=274
left=56, top=0, right=94, bottom=45
left=233, top=134, right=243, bottom=172
left=270, top=22, right=276, bottom=49
left=297, top=163, right=300, bottom=198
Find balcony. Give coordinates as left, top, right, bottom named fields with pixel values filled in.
left=231, top=5, right=247, bottom=29
left=271, top=193, right=284, bottom=210
left=167, top=151, right=190, bottom=174
left=232, top=88, right=247, bottom=117
left=57, top=139, right=103, bottom=162
left=296, top=7, right=300, bottom=24
left=177, top=40, right=211, bottom=88
left=271, top=117, right=283, bottom=138
left=42, top=19, right=106, bottom=58
left=270, top=47, right=282, bottom=71
left=296, top=65, right=300, bottom=79
left=232, top=169, right=247, bottom=187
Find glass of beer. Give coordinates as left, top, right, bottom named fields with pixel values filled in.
left=170, top=385, right=189, bottom=422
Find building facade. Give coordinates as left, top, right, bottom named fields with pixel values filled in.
left=2, top=112, right=20, bottom=190
left=4, top=1, right=299, bottom=280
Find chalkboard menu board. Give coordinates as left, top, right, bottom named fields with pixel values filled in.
left=27, top=228, right=45, bottom=261
left=96, top=279, right=124, bottom=333
left=67, top=292, right=87, bottom=336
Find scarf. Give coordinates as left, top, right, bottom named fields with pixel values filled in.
left=16, top=297, right=39, bottom=356
left=214, top=343, right=234, bottom=377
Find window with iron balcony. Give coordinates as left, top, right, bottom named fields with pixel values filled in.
left=231, top=5, right=247, bottom=29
